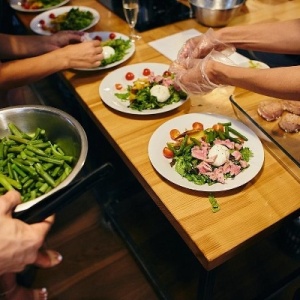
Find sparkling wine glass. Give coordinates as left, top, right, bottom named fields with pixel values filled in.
left=122, top=0, right=141, bottom=41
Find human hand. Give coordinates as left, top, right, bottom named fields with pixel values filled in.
left=177, top=28, right=235, bottom=60
left=0, top=191, right=54, bottom=275
left=170, top=50, right=235, bottom=95
left=59, top=40, right=104, bottom=69
left=46, top=31, right=85, bottom=51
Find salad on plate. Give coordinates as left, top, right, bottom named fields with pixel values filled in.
left=162, top=120, right=253, bottom=186
left=114, top=68, right=187, bottom=111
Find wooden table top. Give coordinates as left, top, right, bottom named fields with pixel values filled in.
left=15, top=0, right=300, bottom=270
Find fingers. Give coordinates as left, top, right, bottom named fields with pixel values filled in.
left=34, top=249, right=63, bottom=268
left=0, top=190, right=21, bottom=216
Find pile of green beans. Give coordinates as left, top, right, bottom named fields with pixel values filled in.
left=0, top=123, right=74, bottom=203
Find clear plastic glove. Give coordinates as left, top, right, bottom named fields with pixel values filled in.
left=169, top=50, right=236, bottom=95
left=177, top=28, right=235, bottom=60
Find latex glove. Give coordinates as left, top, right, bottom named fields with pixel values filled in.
left=170, top=50, right=236, bottom=95
left=177, top=28, right=235, bottom=60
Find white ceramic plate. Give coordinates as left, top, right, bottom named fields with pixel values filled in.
left=238, top=60, right=270, bottom=69
left=99, top=63, right=187, bottom=115
left=30, top=6, right=100, bottom=35
left=148, top=113, right=264, bottom=192
left=74, top=32, right=135, bottom=71
left=10, top=0, right=69, bottom=13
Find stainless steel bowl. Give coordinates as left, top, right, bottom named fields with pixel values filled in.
left=0, top=105, right=88, bottom=212
left=189, top=0, right=245, bottom=27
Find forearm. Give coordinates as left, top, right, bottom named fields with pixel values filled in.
left=216, top=19, right=300, bottom=54
left=0, top=52, right=66, bottom=89
left=208, top=61, right=300, bottom=100
left=0, top=34, right=52, bottom=59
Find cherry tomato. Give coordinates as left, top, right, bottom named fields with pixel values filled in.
left=125, top=72, right=135, bottom=81
left=192, top=122, right=204, bottom=131
left=163, top=70, right=171, bottom=77
left=22, top=2, right=30, bottom=9
left=163, top=147, right=174, bottom=159
left=39, top=20, right=45, bottom=25
left=143, top=68, right=151, bottom=76
left=49, top=13, right=55, bottom=19
left=170, top=129, right=180, bottom=140
left=212, top=123, right=224, bottom=132
left=94, top=36, right=102, bottom=41
left=115, top=83, right=123, bottom=90
left=109, top=32, right=116, bottom=39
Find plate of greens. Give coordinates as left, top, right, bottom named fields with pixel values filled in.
left=99, top=63, right=188, bottom=115
left=10, top=0, right=70, bottom=13
left=74, top=32, right=135, bottom=71
left=30, top=6, right=100, bottom=35
left=148, top=113, right=264, bottom=192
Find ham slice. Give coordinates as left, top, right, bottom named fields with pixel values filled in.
left=278, top=112, right=300, bottom=133
left=257, top=100, right=284, bottom=121
left=282, top=100, right=300, bottom=115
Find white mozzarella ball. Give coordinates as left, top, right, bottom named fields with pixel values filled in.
left=150, top=85, right=170, bottom=102
left=208, top=144, right=230, bottom=167
left=102, top=46, right=115, bottom=59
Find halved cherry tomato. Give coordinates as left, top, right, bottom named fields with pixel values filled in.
left=212, top=123, right=224, bottom=132
left=115, top=83, right=123, bottom=90
left=49, top=13, right=55, bottom=19
left=163, top=70, right=171, bottom=77
left=192, top=122, right=204, bottom=131
left=125, top=72, right=135, bottom=81
left=163, top=147, right=174, bottom=159
left=143, top=68, right=151, bottom=76
left=22, top=2, right=30, bottom=9
left=94, top=36, right=102, bottom=41
left=170, top=129, right=180, bottom=140
left=109, top=32, right=116, bottom=39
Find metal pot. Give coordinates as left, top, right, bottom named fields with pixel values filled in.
left=189, top=0, right=245, bottom=27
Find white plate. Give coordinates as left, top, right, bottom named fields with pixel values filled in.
left=238, top=60, right=270, bottom=69
left=10, top=0, right=70, bottom=13
left=30, top=6, right=100, bottom=35
left=148, top=113, right=264, bottom=192
left=74, top=32, right=135, bottom=71
left=99, top=63, right=187, bottom=115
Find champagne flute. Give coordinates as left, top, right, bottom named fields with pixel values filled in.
left=122, top=0, right=141, bottom=41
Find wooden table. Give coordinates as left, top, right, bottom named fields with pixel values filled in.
left=14, top=0, right=300, bottom=298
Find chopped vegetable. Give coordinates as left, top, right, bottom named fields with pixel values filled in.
left=0, top=123, right=74, bottom=203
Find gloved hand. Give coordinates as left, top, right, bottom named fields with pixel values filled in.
left=177, top=28, right=235, bottom=60
left=169, top=50, right=236, bottom=95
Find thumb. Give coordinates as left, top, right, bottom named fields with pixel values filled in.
left=0, top=190, right=22, bottom=215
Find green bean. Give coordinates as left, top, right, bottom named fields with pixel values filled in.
left=26, top=145, right=47, bottom=156
left=12, top=164, right=27, bottom=178
left=228, top=127, right=248, bottom=141
left=0, top=173, right=21, bottom=190
left=36, top=155, right=65, bottom=165
left=35, top=163, right=56, bottom=188
left=7, top=135, right=29, bottom=145
left=0, top=123, right=74, bottom=202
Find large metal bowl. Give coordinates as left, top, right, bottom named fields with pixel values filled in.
left=0, top=105, right=88, bottom=212
left=189, top=0, right=245, bottom=27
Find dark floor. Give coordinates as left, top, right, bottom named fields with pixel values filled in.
left=18, top=75, right=300, bottom=300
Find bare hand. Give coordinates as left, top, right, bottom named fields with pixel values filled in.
left=0, top=191, right=54, bottom=274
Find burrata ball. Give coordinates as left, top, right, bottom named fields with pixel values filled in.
left=208, top=144, right=230, bottom=167
left=150, top=85, right=170, bottom=102
left=102, top=46, right=115, bottom=59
